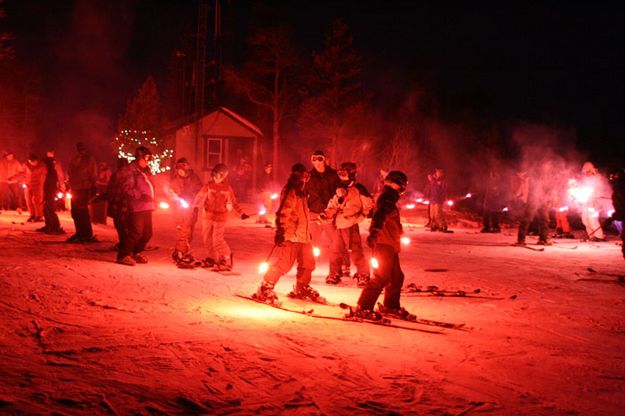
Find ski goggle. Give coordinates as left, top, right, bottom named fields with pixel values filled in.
left=311, top=156, right=325, bottom=162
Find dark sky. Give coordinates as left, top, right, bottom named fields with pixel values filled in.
left=5, top=0, right=625, bottom=163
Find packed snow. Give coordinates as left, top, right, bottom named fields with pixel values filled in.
left=1, top=207, right=624, bottom=415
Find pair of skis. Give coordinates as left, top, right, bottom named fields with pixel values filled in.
left=402, top=283, right=515, bottom=300
left=235, top=293, right=465, bottom=333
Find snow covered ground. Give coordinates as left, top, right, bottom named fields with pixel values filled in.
left=1, top=207, right=624, bottom=415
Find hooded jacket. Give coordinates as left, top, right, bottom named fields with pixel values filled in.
left=369, top=186, right=403, bottom=253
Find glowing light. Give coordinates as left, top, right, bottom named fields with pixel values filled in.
left=587, top=207, right=596, bottom=213
left=370, top=257, right=379, bottom=269
left=177, top=198, right=189, bottom=209
left=446, top=200, right=454, bottom=207
left=423, top=200, right=430, bottom=205
left=258, top=206, right=267, bottom=216
left=65, top=193, right=72, bottom=200
left=416, top=198, right=423, bottom=203
left=56, top=192, right=63, bottom=199
left=258, top=262, right=269, bottom=274
left=270, top=193, right=279, bottom=200
left=401, top=237, right=411, bottom=246
left=115, top=129, right=173, bottom=175
left=313, top=246, right=321, bottom=257
left=592, top=211, right=600, bottom=218
left=159, top=201, right=170, bottom=209
left=608, top=209, right=615, bottom=217
left=405, top=203, right=415, bottom=209
left=22, top=184, right=27, bottom=189
left=502, top=207, right=509, bottom=212
left=558, top=206, right=569, bottom=212
left=465, top=193, right=472, bottom=198
left=569, top=186, right=593, bottom=204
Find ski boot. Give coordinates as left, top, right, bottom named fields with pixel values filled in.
left=377, top=303, right=417, bottom=321
left=536, top=239, right=553, bottom=246
left=132, top=253, right=148, bottom=264
left=342, top=266, right=351, bottom=278
left=325, top=273, right=342, bottom=285
left=254, top=281, right=279, bottom=304
left=212, top=255, right=233, bottom=272
left=348, top=306, right=384, bottom=321
left=513, top=239, right=526, bottom=246
left=353, top=273, right=370, bottom=287
left=201, top=257, right=215, bottom=268
left=287, top=284, right=327, bottom=303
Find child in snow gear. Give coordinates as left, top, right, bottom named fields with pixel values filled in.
left=194, top=163, right=249, bottom=271
left=254, top=164, right=325, bottom=304
left=117, top=146, right=155, bottom=266
left=168, top=158, right=203, bottom=267
left=354, top=171, right=413, bottom=320
left=320, top=162, right=374, bottom=286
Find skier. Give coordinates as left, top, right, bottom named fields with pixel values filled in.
left=23, top=154, right=46, bottom=222
left=194, top=163, right=249, bottom=271
left=515, top=160, right=555, bottom=246
left=353, top=171, right=412, bottom=320
left=319, top=162, right=374, bottom=286
left=254, top=163, right=325, bottom=304
left=429, top=168, right=452, bottom=233
left=168, top=157, right=203, bottom=266
left=106, top=158, right=130, bottom=251
left=38, top=156, right=65, bottom=235
left=117, top=146, right=155, bottom=266
left=67, top=142, right=98, bottom=242
left=305, top=150, right=343, bottom=283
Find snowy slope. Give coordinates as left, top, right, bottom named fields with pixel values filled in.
left=1, top=209, right=624, bottom=415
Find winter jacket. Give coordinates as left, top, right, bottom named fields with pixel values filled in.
left=429, top=177, right=447, bottom=204
left=106, top=167, right=129, bottom=219
left=276, top=184, right=310, bottom=243
left=122, top=163, right=155, bottom=213
left=369, top=186, right=403, bottom=253
left=169, top=170, right=203, bottom=203
left=305, top=166, right=340, bottom=214
left=323, top=183, right=374, bottom=229
left=43, top=158, right=62, bottom=196
left=194, top=180, right=243, bottom=222
left=68, top=153, right=97, bottom=191
left=5, top=159, right=22, bottom=184
left=25, top=162, right=46, bottom=190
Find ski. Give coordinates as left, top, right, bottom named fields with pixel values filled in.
left=235, top=294, right=444, bottom=334
left=338, top=302, right=465, bottom=330
left=587, top=267, right=625, bottom=279
left=401, top=283, right=509, bottom=299
left=511, top=243, right=544, bottom=252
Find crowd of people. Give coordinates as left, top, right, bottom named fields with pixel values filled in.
left=2, top=145, right=624, bottom=322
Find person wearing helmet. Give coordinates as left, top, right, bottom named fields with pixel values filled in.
left=320, top=162, right=374, bottom=286
left=67, top=142, right=98, bottom=242
left=194, top=163, right=250, bottom=271
left=117, top=146, right=155, bottom=266
left=169, top=157, right=203, bottom=267
left=351, top=170, right=413, bottom=321
left=254, top=163, right=325, bottom=304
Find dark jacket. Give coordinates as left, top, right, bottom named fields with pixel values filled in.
left=106, top=167, right=129, bottom=219
left=306, top=166, right=340, bottom=214
left=169, top=170, right=203, bottom=202
left=276, top=178, right=310, bottom=243
left=122, top=163, right=155, bottom=213
left=68, top=153, right=97, bottom=191
left=369, top=186, right=403, bottom=253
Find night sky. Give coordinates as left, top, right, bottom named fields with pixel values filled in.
left=4, top=0, right=625, bottom=164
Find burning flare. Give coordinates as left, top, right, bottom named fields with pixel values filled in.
left=258, top=262, right=269, bottom=274
left=370, top=257, right=379, bottom=269
left=159, top=201, right=170, bottom=210
left=401, top=236, right=411, bottom=246
left=313, top=246, right=321, bottom=257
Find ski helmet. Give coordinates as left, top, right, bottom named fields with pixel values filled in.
left=211, top=163, right=229, bottom=181
left=385, top=170, right=408, bottom=192
left=338, top=162, right=357, bottom=181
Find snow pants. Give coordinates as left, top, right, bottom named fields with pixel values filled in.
left=332, top=225, right=369, bottom=276
left=517, top=203, right=549, bottom=242
left=309, top=220, right=341, bottom=275
left=175, top=207, right=198, bottom=254
left=43, top=192, right=61, bottom=231
left=555, top=210, right=571, bottom=233
left=112, top=214, right=128, bottom=248
left=25, top=186, right=44, bottom=218
left=263, top=241, right=315, bottom=287
left=202, top=219, right=230, bottom=262
left=581, top=206, right=604, bottom=239
left=358, top=243, right=404, bottom=310
left=119, top=210, right=152, bottom=259
left=70, top=189, right=94, bottom=239
left=430, top=203, right=447, bottom=231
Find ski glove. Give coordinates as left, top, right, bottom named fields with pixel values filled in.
left=241, top=213, right=250, bottom=220
left=274, top=229, right=285, bottom=245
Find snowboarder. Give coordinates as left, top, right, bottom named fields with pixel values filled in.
left=67, top=142, right=98, bottom=243
left=354, top=171, right=413, bottom=320
left=194, top=163, right=249, bottom=271
left=117, top=146, right=155, bottom=266
left=305, top=150, right=343, bottom=283
left=168, top=157, right=203, bottom=266
left=254, top=163, right=325, bottom=304
left=319, top=162, right=374, bottom=286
